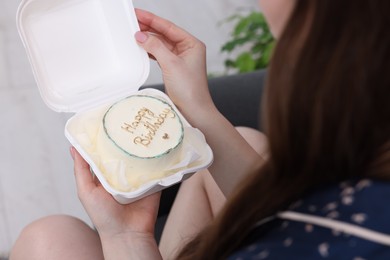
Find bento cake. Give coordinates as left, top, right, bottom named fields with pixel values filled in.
left=95, top=94, right=185, bottom=191
left=103, top=95, right=184, bottom=159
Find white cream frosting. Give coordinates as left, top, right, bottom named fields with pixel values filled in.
left=66, top=93, right=206, bottom=192
left=103, top=95, right=184, bottom=158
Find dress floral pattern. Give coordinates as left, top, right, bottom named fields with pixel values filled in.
left=228, top=179, right=390, bottom=259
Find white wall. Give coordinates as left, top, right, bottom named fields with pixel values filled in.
left=133, top=0, right=260, bottom=84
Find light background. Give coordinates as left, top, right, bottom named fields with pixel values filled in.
left=0, top=0, right=259, bottom=255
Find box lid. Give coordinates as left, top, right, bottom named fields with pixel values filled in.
left=17, top=0, right=150, bottom=112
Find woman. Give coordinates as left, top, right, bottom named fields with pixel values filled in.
left=10, top=0, right=390, bottom=259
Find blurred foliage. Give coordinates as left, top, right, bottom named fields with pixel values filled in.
left=221, top=11, right=275, bottom=73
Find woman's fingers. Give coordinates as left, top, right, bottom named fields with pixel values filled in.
left=135, top=31, right=178, bottom=70
left=135, top=9, right=192, bottom=44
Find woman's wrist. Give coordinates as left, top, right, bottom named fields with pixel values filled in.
left=100, top=232, right=162, bottom=260
left=177, top=97, right=219, bottom=127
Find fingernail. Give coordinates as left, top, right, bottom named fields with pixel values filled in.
left=70, top=147, right=75, bottom=160
left=135, top=31, right=148, bottom=43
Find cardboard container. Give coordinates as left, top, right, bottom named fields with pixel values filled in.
left=17, top=0, right=213, bottom=204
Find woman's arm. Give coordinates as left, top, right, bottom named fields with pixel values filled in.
left=184, top=107, right=265, bottom=196
left=135, top=9, right=264, bottom=196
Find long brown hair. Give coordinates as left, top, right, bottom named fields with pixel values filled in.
left=177, top=1, right=390, bottom=259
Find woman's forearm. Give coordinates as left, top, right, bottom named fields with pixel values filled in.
left=180, top=103, right=264, bottom=197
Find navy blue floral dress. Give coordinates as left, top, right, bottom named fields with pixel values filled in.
left=228, top=179, right=390, bottom=259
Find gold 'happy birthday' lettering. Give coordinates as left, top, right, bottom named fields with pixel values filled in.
left=121, top=107, right=176, bottom=147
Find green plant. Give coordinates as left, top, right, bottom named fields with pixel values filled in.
left=221, top=11, right=275, bottom=73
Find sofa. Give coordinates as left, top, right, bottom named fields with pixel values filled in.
left=141, top=69, right=267, bottom=241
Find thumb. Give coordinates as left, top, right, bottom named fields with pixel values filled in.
left=134, top=31, right=177, bottom=69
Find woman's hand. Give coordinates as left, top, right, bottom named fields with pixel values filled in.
left=71, top=147, right=162, bottom=259
left=134, top=9, right=215, bottom=118
left=134, top=10, right=264, bottom=197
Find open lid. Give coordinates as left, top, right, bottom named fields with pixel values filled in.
left=17, top=0, right=150, bottom=112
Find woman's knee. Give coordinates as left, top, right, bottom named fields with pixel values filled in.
left=236, top=126, right=269, bottom=158
left=10, top=215, right=103, bottom=260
